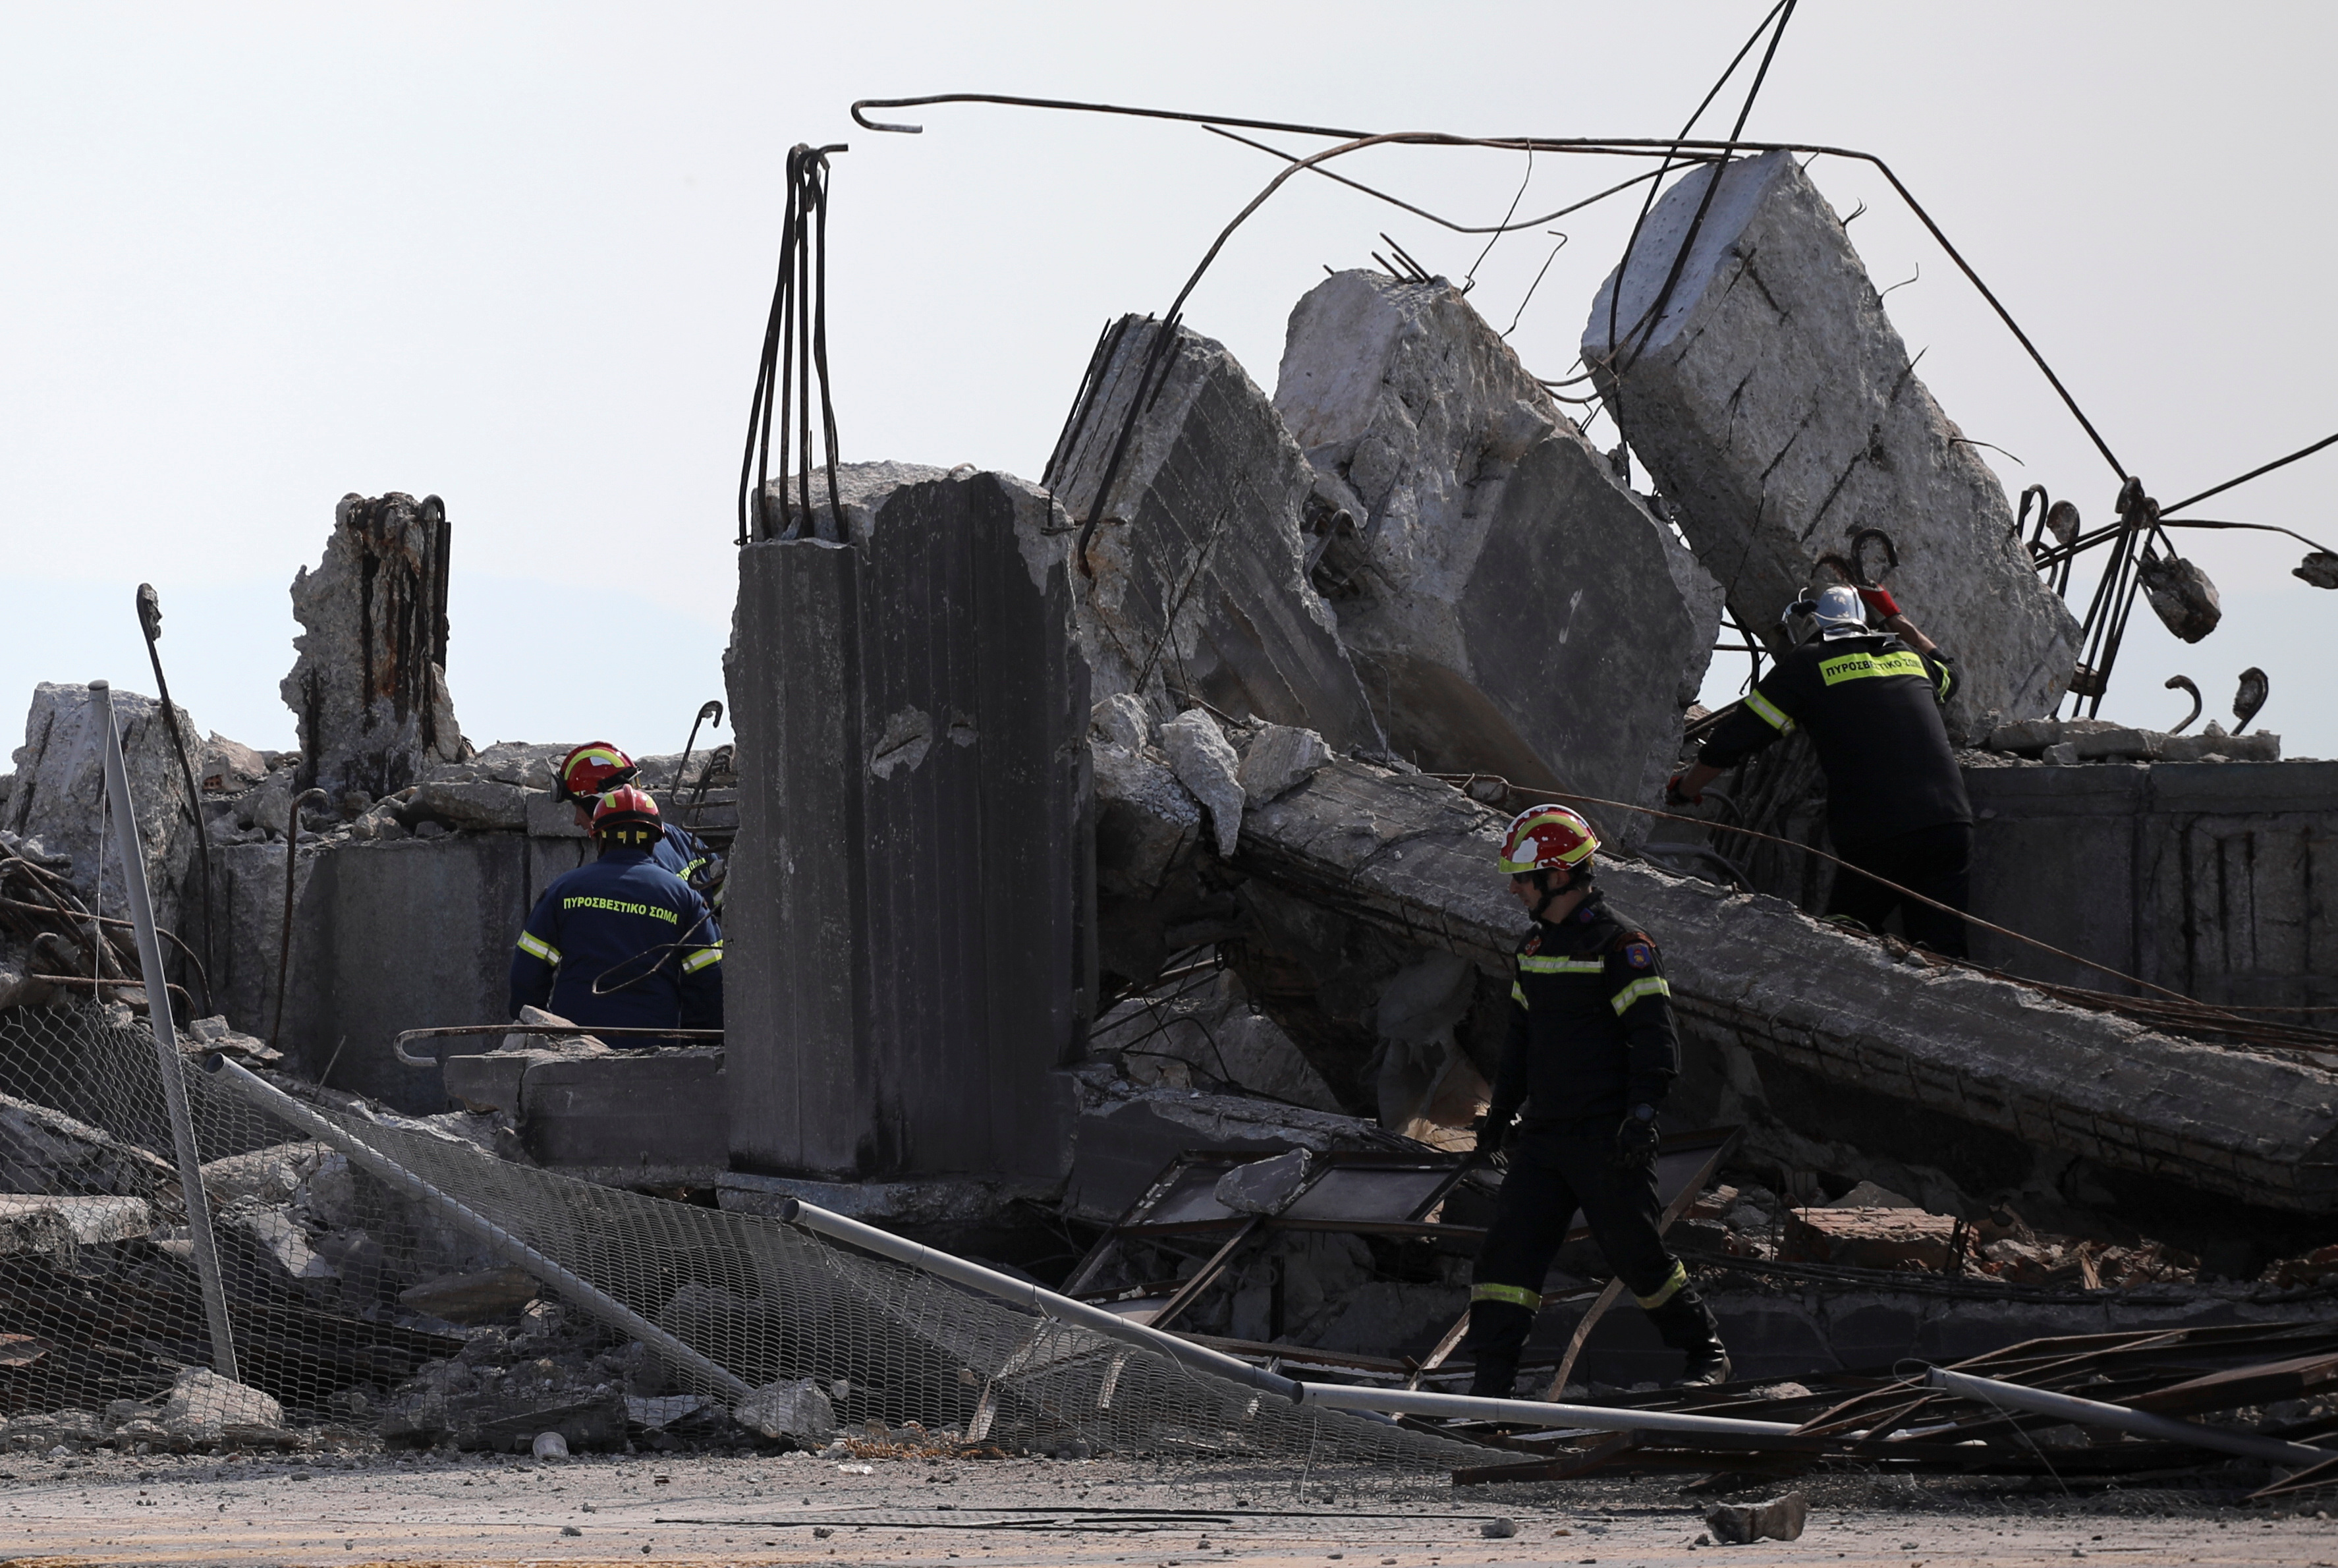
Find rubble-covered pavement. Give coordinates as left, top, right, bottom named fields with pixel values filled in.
left=6, top=1447, right=2338, bottom=1565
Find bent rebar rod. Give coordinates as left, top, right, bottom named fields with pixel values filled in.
left=779, top=1198, right=1800, bottom=1441
left=204, top=1053, right=753, bottom=1404
left=93, top=679, right=238, bottom=1382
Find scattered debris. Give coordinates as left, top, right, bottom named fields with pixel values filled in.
left=1706, top=1492, right=1809, bottom=1544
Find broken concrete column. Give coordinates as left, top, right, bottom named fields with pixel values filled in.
left=1584, top=151, right=2081, bottom=737
left=727, top=462, right=1089, bottom=1179
left=283, top=492, right=464, bottom=805
left=1277, top=271, right=1723, bottom=845
left=1045, top=316, right=1385, bottom=754
left=7, top=682, right=201, bottom=934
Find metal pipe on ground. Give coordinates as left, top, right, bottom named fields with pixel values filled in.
left=203, top=1052, right=754, bottom=1405
left=92, top=679, right=239, bottom=1384
left=778, top=1198, right=1802, bottom=1442
left=779, top=1197, right=1301, bottom=1403
left=1924, top=1366, right=2332, bottom=1467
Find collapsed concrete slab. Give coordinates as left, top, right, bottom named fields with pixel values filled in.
left=1276, top=271, right=1723, bottom=845
left=1584, top=151, right=2081, bottom=738
left=727, top=463, right=1088, bottom=1179
left=1045, top=317, right=1385, bottom=754
left=7, top=682, right=201, bottom=934
left=1208, top=753, right=2338, bottom=1219
left=283, top=491, right=464, bottom=806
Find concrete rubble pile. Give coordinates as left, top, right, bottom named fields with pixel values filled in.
left=1584, top=149, right=2082, bottom=740
left=5, top=158, right=2338, bottom=1478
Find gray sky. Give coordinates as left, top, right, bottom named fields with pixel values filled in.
left=4, top=2, right=2331, bottom=766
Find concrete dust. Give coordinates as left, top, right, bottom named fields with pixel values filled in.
left=5, top=1447, right=2337, bottom=1566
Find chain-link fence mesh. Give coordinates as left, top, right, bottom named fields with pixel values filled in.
left=0, top=1001, right=1472, bottom=1474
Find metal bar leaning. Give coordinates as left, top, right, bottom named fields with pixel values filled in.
left=1923, top=1365, right=2331, bottom=1467
left=92, top=679, right=240, bottom=1384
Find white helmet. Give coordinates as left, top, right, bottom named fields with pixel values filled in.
left=1781, top=584, right=1871, bottom=642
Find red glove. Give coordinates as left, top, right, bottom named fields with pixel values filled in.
left=1665, top=773, right=1704, bottom=806
left=1858, top=586, right=1902, bottom=619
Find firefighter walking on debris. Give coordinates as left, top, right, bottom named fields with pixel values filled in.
left=509, top=786, right=723, bottom=1039
left=1669, top=582, right=1973, bottom=957
left=1465, top=804, right=1731, bottom=1395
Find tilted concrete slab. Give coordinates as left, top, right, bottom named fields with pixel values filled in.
left=1046, top=316, right=1385, bottom=754
left=1277, top=270, right=1721, bottom=846
left=1584, top=151, right=2080, bottom=737
left=1233, top=756, right=2338, bottom=1214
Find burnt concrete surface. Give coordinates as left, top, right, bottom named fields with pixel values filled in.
left=283, top=491, right=462, bottom=804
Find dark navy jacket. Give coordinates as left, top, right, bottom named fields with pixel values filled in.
left=652, top=822, right=724, bottom=936
left=509, top=848, right=721, bottom=1034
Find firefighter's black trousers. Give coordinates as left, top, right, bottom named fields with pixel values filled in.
left=1825, top=821, right=1972, bottom=958
left=1463, top=1129, right=1706, bottom=1397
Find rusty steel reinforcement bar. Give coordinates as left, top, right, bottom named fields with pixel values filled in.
left=1924, top=1366, right=2331, bottom=1467
left=203, top=1053, right=754, bottom=1405
left=849, top=94, right=2127, bottom=482
left=778, top=1199, right=1802, bottom=1442
left=92, top=680, right=238, bottom=1384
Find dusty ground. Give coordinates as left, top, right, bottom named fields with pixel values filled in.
left=5, top=1447, right=2336, bottom=1567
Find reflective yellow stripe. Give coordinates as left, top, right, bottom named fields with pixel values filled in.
left=1744, top=690, right=1795, bottom=732
left=1471, top=1282, right=1543, bottom=1311
left=1934, top=659, right=1955, bottom=696
left=682, top=944, right=723, bottom=974
left=516, top=932, right=561, bottom=965
left=1611, top=976, right=1671, bottom=1014
left=1519, top=955, right=1606, bottom=974
left=1634, top=1260, right=1687, bottom=1310
left=1510, top=981, right=1528, bottom=1010
left=1816, top=649, right=1928, bottom=687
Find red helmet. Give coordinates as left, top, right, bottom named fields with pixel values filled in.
left=592, top=785, right=665, bottom=848
left=1498, top=804, right=1599, bottom=875
left=555, top=742, right=638, bottom=804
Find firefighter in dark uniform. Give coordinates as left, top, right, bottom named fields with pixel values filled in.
left=1465, top=804, right=1731, bottom=1397
left=509, top=787, right=723, bottom=1038
left=551, top=741, right=726, bottom=927
left=1670, top=583, right=1972, bottom=956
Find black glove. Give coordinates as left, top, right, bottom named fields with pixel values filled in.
left=1664, top=772, right=1703, bottom=807
left=1475, top=1109, right=1515, bottom=1160
left=1615, top=1104, right=1660, bottom=1169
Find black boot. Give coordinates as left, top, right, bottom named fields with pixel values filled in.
left=1462, top=1299, right=1536, bottom=1401
left=1646, top=1287, right=1731, bottom=1388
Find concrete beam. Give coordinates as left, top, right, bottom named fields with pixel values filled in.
left=1233, top=756, right=2338, bottom=1214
